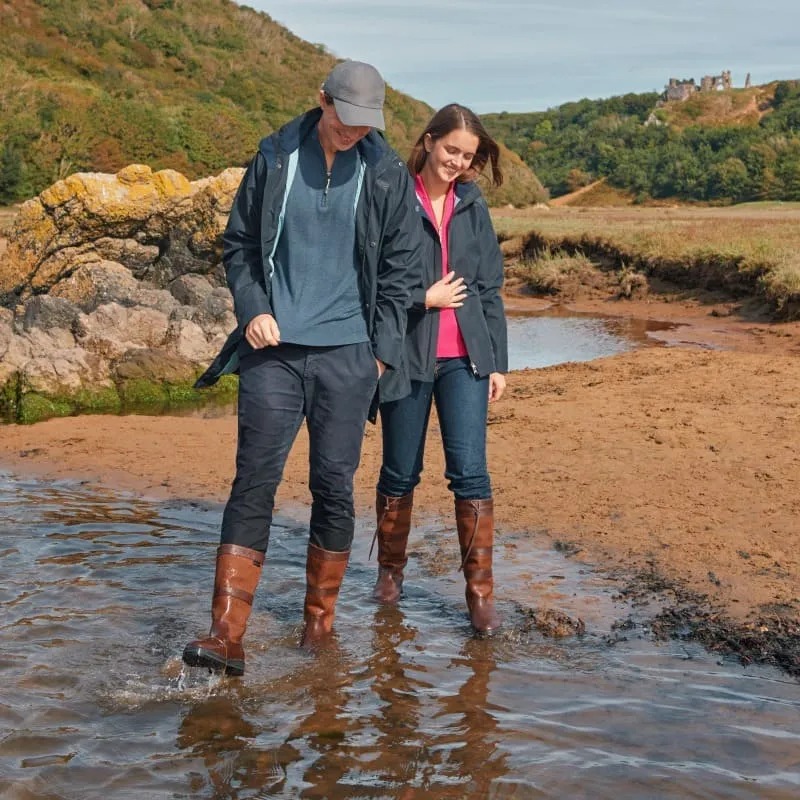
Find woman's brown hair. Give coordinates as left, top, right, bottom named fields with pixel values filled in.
left=408, top=104, right=503, bottom=187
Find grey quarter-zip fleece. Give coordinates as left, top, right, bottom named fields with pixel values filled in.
left=270, top=127, right=369, bottom=346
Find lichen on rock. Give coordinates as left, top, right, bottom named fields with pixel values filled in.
left=1, top=163, right=242, bottom=301
left=0, top=164, right=245, bottom=423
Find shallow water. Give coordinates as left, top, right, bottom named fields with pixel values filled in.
left=506, top=308, right=674, bottom=372
left=0, top=475, right=798, bottom=799
left=1, top=310, right=676, bottom=426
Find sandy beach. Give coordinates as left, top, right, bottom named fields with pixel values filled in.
left=2, top=293, right=799, bottom=645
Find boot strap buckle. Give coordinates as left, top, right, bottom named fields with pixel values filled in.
left=305, top=586, right=339, bottom=598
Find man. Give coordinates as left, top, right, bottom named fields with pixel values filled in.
left=183, top=61, right=421, bottom=675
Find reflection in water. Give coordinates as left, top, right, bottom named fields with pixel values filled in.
left=369, top=606, right=425, bottom=789
left=1, top=474, right=799, bottom=799
left=172, top=610, right=509, bottom=798
left=177, top=694, right=290, bottom=797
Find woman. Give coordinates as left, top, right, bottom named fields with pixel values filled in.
left=371, top=104, right=508, bottom=635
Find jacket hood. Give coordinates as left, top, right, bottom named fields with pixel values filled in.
left=258, top=108, right=391, bottom=169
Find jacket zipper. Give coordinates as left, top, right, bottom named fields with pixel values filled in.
left=323, top=169, right=331, bottom=207
left=421, top=215, right=440, bottom=379
left=452, top=197, right=482, bottom=378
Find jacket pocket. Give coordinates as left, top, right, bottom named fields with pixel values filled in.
left=456, top=296, right=494, bottom=377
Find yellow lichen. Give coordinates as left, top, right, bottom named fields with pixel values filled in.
left=116, top=164, right=154, bottom=185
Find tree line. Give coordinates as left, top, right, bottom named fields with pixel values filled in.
left=484, top=83, right=800, bottom=203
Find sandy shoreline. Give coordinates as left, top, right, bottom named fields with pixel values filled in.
left=2, top=294, right=799, bottom=669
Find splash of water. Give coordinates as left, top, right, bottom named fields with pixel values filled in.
left=206, top=670, right=223, bottom=694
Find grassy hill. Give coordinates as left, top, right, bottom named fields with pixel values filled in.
left=0, top=0, right=544, bottom=206
left=484, top=81, right=800, bottom=204
left=657, top=86, right=770, bottom=129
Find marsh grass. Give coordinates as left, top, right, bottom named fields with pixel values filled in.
left=510, top=247, right=608, bottom=298
left=493, top=204, right=800, bottom=316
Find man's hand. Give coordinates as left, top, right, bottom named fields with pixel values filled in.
left=488, top=372, right=506, bottom=403
left=376, top=359, right=386, bottom=378
left=425, top=272, right=467, bottom=309
left=245, top=314, right=281, bottom=349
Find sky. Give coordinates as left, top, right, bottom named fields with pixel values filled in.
left=246, top=0, right=799, bottom=113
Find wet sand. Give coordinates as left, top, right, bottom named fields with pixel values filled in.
left=0, top=299, right=800, bottom=620
left=2, top=294, right=799, bottom=641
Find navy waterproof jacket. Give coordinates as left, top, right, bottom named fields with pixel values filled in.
left=195, top=108, right=423, bottom=409
left=380, top=180, right=508, bottom=402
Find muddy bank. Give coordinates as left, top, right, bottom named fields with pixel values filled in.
left=609, top=565, right=800, bottom=677
left=493, top=204, right=800, bottom=320
left=1, top=335, right=799, bottom=673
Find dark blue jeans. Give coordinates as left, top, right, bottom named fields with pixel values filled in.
left=378, top=357, right=491, bottom=500
left=221, top=341, right=378, bottom=553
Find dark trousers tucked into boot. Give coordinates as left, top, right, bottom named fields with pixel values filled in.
left=301, top=543, right=350, bottom=647
left=455, top=498, right=502, bottom=635
left=371, top=491, right=413, bottom=604
left=183, top=543, right=264, bottom=676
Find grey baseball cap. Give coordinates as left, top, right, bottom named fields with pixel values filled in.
left=323, top=61, right=386, bottom=130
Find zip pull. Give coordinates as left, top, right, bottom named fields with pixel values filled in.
left=323, top=170, right=332, bottom=203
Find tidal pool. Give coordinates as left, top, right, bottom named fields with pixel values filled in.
left=506, top=308, right=676, bottom=372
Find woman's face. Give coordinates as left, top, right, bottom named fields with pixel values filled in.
left=423, top=128, right=480, bottom=184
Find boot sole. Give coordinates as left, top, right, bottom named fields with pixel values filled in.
left=182, top=644, right=244, bottom=677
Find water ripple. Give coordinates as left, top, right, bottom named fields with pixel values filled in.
left=0, top=472, right=797, bottom=799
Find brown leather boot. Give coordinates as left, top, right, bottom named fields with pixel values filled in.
left=455, top=498, right=502, bottom=635
left=370, top=491, right=413, bottom=604
left=300, top=543, right=350, bottom=647
left=182, top=543, right=264, bottom=676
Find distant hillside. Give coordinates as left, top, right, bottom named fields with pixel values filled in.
left=0, top=0, right=545, bottom=207
left=484, top=81, right=800, bottom=204
left=657, top=85, right=770, bottom=129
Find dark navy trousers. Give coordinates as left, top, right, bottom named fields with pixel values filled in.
left=377, top=356, right=492, bottom=500
left=221, top=341, right=379, bottom=553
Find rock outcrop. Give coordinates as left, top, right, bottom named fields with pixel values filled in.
left=0, top=165, right=244, bottom=422
left=1, top=163, right=242, bottom=300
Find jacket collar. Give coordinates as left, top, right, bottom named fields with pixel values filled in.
left=454, top=180, right=481, bottom=206
left=416, top=179, right=482, bottom=221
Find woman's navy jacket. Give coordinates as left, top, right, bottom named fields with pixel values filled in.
left=381, top=179, right=508, bottom=402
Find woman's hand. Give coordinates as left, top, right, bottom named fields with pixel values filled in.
left=425, top=272, right=467, bottom=309
left=488, top=372, right=506, bottom=403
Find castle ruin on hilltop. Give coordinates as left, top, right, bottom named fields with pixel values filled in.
left=665, top=70, right=751, bottom=102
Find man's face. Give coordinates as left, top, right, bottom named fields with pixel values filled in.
left=318, top=91, right=371, bottom=152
